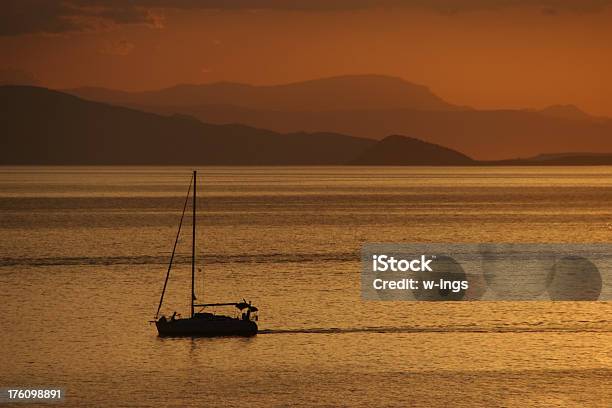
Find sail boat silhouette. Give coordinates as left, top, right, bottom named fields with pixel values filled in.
left=153, top=170, right=258, bottom=336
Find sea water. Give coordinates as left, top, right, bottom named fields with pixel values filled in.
left=0, top=166, right=610, bottom=407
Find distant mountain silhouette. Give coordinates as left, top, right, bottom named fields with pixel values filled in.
left=490, top=152, right=612, bottom=165
left=0, top=86, right=373, bottom=165
left=534, top=105, right=610, bottom=122
left=143, top=106, right=612, bottom=160
left=3, top=86, right=612, bottom=166
left=535, top=104, right=599, bottom=121
left=64, top=76, right=612, bottom=160
left=350, top=135, right=475, bottom=165
left=67, top=75, right=460, bottom=112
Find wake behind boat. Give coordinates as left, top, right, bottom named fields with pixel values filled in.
left=152, top=170, right=258, bottom=337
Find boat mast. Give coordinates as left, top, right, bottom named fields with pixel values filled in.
left=191, top=170, right=196, bottom=318
left=155, top=174, right=192, bottom=320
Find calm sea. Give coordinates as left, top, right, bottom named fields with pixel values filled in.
left=0, top=166, right=610, bottom=407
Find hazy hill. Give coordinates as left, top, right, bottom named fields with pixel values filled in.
left=66, top=75, right=462, bottom=112
left=350, top=135, right=475, bottom=165
left=134, top=106, right=612, bottom=160
left=490, top=152, right=612, bottom=166
left=3, top=86, right=611, bottom=166
left=64, top=76, right=612, bottom=160
left=536, top=104, right=595, bottom=121
left=0, top=86, right=374, bottom=165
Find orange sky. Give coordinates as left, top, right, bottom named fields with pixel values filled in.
left=1, top=2, right=612, bottom=115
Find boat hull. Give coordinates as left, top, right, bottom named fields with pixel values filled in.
left=156, top=316, right=258, bottom=337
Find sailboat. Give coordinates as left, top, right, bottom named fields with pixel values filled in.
left=153, top=170, right=258, bottom=337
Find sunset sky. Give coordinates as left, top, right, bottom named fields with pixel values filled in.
left=2, top=0, right=612, bottom=116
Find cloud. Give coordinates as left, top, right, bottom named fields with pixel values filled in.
left=84, top=1, right=418, bottom=12
left=81, top=0, right=612, bottom=13
left=100, top=39, right=135, bottom=56
left=0, top=68, right=40, bottom=86
left=0, top=0, right=158, bottom=36
left=1, top=1, right=611, bottom=36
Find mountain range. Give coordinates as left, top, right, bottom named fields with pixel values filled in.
left=3, top=85, right=612, bottom=166
left=0, top=86, right=371, bottom=165
left=65, top=75, right=612, bottom=160
left=66, top=75, right=461, bottom=112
